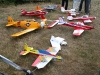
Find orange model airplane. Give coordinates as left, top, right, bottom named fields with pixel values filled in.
left=6, top=16, right=46, bottom=37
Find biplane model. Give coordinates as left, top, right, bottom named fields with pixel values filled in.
left=20, top=36, right=67, bottom=69
left=6, top=16, right=46, bottom=37
left=58, top=16, right=94, bottom=36
left=20, top=44, right=62, bottom=69
left=21, top=6, right=47, bottom=19
left=67, top=15, right=96, bottom=23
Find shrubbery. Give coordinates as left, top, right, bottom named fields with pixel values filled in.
left=0, top=0, right=62, bottom=5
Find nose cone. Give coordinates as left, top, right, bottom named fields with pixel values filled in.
left=40, top=21, right=46, bottom=28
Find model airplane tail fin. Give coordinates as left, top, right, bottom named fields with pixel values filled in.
left=24, top=43, right=33, bottom=52
left=58, top=16, right=66, bottom=25
left=6, top=16, right=15, bottom=26
left=21, top=9, right=27, bottom=14
left=20, top=43, right=33, bottom=55
left=36, top=6, right=42, bottom=11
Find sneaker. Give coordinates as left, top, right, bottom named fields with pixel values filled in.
left=61, top=7, right=65, bottom=12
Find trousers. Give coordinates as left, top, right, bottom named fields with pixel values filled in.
left=62, top=0, right=68, bottom=10
left=79, top=0, right=91, bottom=14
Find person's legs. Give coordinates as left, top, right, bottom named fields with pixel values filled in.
left=65, top=0, right=68, bottom=10
left=79, top=0, right=84, bottom=11
left=62, top=0, right=65, bottom=7
left=85, top=0, right=91, bottom=14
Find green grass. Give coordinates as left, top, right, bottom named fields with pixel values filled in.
left=0, top=1, right=100, bottom=75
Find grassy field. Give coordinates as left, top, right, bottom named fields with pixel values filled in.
left=0, top=0, right=100, bottom=75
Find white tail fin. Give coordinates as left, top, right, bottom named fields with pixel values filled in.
left=58, top=16, right=66, bottom=25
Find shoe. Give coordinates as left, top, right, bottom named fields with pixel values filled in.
left=61, top=7, right=65, bottom=12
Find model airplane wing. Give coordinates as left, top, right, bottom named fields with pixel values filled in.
left=11, top=28, right=36, bottom=37
left=32, top=55, right=53, bottom=69
left=73, top=28, right=84, bottom=36
left=32, top=47, right=59, bottom=69
left=84, top=19, right=92, bottom=23
left=47, top=20, right=59, bottom=28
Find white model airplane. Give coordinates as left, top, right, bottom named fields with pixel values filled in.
left=61, top=7, right=78, bottom=16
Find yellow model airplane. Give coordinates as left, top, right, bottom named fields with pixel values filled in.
left=6, top=16, right=47, bottom=37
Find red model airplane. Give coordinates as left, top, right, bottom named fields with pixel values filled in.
left=67, top=15, right=96, bottom=23
left=58, top=17, right=94, bottom=36
left=21, top=6, right=47, bottom=19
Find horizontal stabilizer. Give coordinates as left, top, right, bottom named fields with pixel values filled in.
left=84, top=19, right=92, bottom=23
left=20, top=51, right=29, bottom=55
left=6, top=24, right=14, bottom=26
left=73, top=29, right=84, bottom=36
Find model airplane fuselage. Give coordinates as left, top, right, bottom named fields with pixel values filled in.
left=43, top=5, right=57, bottom=11
left=58, top=17, right=94, bottom=36
left=21, top=6, right=47, bottom=19
left=67, top=15, right=96, bottom=23
left=61, top=7, right=78, bottom=16
left=20, top=44, right=62, bottom=69
left=62, top=22, right=94, bottom=30
left=6, top=16, right=46, bottom=37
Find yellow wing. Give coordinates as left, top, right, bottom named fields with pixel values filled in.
left=11, top=28, right=36, bottom=37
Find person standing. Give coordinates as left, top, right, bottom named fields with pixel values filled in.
left=61, top=0, right=69, bottom=12
left=78, top=0, right=91, bottom=15
left=62, top=0, right=69, bottom=10
left=73, top=0, right=81, bottom=10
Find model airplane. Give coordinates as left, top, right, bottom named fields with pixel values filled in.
left=20, top=43, right=62, bottom=69
left=21, top=6, right=47, bottom=19
left=67, top=15, right=96, bottom=23
left=50, top=36, right=67, bottom=50
left=43, top=5, right=58, bottom=11
left=58, top=16, right=94, bottom=36
left=6, top=16, right=46, bottom=37
left=0, top=55, right=34, bottom=75
left=61, top=7, right=78, bottom=16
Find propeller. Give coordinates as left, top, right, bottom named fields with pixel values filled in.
left=0, top=55, right=34, bottom=75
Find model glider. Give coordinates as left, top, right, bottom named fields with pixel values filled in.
left=58, top=16, right=94, bottom=36
left=0, top=55, right=34, bottom=75
left=21, top=6, right=47, bottom=19
left=67, top=15, right=96, bottom=23
left=20, top=43, right=62, bottom=69
left=6, top=16, right=46, bottom=37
